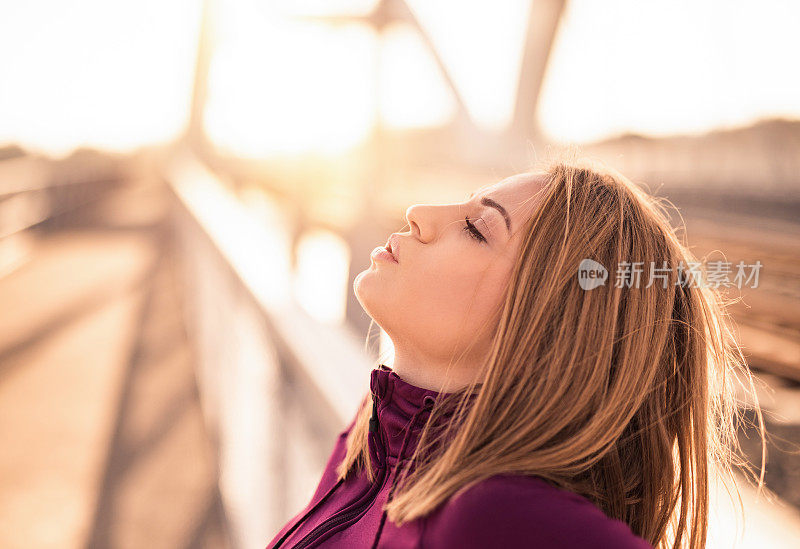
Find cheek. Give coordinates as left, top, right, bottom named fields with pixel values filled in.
left=463, top=266, right=511, bottom=324
left=400, top=247, right=509, bottom=325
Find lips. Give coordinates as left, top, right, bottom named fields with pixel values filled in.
left=385, top=234, right=399, bottom=262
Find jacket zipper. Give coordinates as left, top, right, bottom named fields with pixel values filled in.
left=288, top=397, right=389, bottom=549
left=290, top=462, right=389, bottom=549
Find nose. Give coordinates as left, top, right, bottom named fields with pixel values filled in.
left=405, top=204, right=430, bottom=242
left=406, top=203, right=459, bottom=243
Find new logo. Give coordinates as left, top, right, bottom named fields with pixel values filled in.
left=577, top=259, right=608, bottom=290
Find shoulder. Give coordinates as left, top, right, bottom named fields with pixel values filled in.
left=308, top=408, right=359, bottom=501
left=422, top=474, right=653, bottom=549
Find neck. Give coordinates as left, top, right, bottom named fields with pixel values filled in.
left=389, top=348, right=485, bottom=393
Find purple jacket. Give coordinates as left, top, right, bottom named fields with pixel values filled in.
left=267, top=364, right=653, bottom=548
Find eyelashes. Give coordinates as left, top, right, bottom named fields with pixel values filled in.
left=463, top=216, right=487, bottom=243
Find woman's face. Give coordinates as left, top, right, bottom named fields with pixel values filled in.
left=354, top=172, right=547, bottom=370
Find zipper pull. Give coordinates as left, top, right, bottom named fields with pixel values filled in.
left=368, top=396, right=385, bottom=470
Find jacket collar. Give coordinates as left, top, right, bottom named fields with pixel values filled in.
left=368, top=364, right=478, bottom=469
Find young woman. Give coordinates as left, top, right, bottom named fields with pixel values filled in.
left=267, top=156, right=766, bottom=548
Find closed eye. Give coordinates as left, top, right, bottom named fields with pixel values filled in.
left=463, top=216, right=487, bottom=243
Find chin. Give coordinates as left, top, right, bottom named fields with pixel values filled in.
left=353, top=269, right=378, bottom=313
left=353, top=271, right=395, bottom=324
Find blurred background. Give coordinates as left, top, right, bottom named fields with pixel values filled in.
left=1, top=0, right=799, bottom=547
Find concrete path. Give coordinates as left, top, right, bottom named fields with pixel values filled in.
left=0, top=178, right=230, bottom=548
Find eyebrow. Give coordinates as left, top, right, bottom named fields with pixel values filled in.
left=469, top=190, right=512, bottom=235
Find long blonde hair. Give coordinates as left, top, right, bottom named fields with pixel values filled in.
left=337, top=153, right=767, bottom=548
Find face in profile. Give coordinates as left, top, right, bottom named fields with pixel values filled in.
left=354, top=172, right=548, bottom=375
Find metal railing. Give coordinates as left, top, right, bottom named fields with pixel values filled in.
left=163, top=150, right=374, bottom=548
